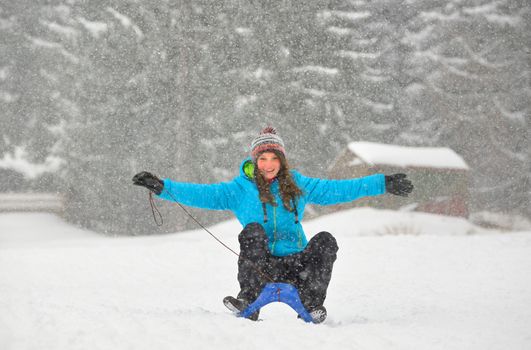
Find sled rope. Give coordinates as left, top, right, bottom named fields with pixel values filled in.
left=148, top=192, right=277, bottom=284
left=149, top=192, right=164, bottom=226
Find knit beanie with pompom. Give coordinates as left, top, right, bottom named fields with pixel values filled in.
left=250, top=127, right=286, bottom=161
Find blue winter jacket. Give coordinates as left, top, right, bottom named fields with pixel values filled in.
left=158, top=158, right=386, bottom=257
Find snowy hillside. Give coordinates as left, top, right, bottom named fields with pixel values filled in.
left=1, top=209, right=530, bottom=350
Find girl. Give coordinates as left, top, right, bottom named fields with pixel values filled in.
left=133, top=127, right=413, bottom=323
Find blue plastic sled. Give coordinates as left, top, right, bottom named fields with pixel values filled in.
left=239, top=282, right=314, bottom=323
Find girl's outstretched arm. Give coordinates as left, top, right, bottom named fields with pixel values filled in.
left=157, top=178, right=242, bottom=211
left=294, top=171, right=387, bottom=205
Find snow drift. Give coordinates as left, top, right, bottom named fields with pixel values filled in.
left=1, top=208, right=530, bottom=350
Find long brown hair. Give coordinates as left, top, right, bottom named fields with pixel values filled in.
left=254, top=150, right=303, bottom=211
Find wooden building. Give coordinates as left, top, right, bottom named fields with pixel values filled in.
left=0, top=193, right=64, bottom=214
left=327, top=142, right=470, bottom=217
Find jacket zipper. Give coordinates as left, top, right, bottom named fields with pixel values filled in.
left=271, top=206, right=277, bottom=253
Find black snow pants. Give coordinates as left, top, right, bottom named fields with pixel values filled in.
left=236, top=222, right=339, bottom=311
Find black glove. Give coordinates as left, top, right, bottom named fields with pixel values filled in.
left=132, top=171, right=164, bottom=195
left=385, top=173, right=413, bottom=197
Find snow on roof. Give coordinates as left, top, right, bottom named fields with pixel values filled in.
left=347, top=142, right=469, bottom=170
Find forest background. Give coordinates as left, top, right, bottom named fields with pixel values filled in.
left=1, top=0, right=529, bottom=235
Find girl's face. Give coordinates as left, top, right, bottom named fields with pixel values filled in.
left=256, top=152, right=281, bottom=181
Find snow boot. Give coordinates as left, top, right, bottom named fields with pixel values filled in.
left=297, top=305, right=327, bottom=323
left=309, top=306, right=327, bottom=324
left=223, top=296, right=259, bottom=321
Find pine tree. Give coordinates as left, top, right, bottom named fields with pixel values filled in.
left=0, top=0, right=75, bottom=190
left=60, top=1, right=162, bottom=234
left=401, top=0, right=530, bottom=215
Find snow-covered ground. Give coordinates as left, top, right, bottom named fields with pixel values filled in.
left=1, top=208, right=530, bottom=350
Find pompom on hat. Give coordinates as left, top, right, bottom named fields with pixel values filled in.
left=250, top=127, right=286, bottom=161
